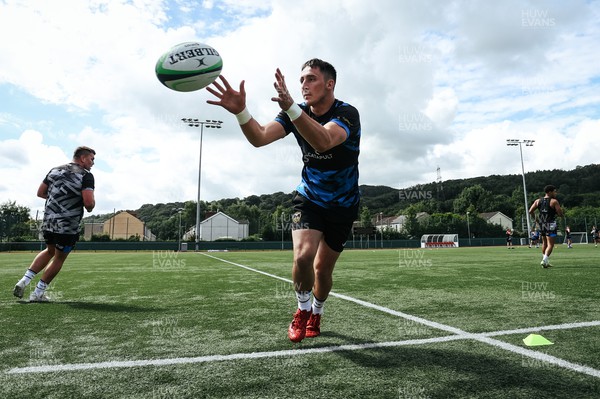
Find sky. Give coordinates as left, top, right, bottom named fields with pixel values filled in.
left=1, top=0, right=599, bottom=218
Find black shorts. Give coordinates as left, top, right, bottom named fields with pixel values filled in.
left=539, top=221, right=558, bottom=238
left=291, top=194, right=358, bottom=253
left=43, top=231, right=79, bottom=254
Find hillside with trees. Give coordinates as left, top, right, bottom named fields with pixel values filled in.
left=2, top=164, right=599, bottom=242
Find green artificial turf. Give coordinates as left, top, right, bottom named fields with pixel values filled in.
left=0, top=245, right=598, bottom=398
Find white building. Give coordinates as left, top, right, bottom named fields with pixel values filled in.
left=479, top=211, right=513, bottom=231
left=183, top=211, right=249, bottom=241
left=375, top=213, right=430, bottom=232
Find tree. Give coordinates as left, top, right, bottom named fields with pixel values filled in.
left=0, top=201, right=33, bottom=241
left=227, top=201, right=262, bottom=235
left=453, top=184, right=494, bottom=214
left=360, top=206, right=372, bottom=227
left=268, top=205, right=292, bottom=241
left=402, top=205, right=421, bottom=239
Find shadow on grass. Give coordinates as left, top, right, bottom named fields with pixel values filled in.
left=18, top=300, right=158, bottom=313
left=328, top=335, right=600, bottom=398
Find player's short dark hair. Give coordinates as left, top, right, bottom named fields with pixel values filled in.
left=302, top=58, right=337, bottom=83
left=544, top=185, right=556, bottom=193
left=73, top=146, right=96, bottom=159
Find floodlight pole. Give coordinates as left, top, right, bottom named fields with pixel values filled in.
left=466, top=211, right=472, bottom=246
left=173, top=207, right=184, bottom=251
left=506, top=139, right=535, bottom=244
left=182, top=118, right=223, bottom=251
left=378, top=212, right=384, bottom=248
left=281, top=212, right=285, bottom=250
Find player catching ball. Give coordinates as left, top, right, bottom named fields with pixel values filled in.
left=528, top=185, right=563, bottom=268
left=207, top=59, right=361, bottom=342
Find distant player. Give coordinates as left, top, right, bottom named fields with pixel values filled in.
left=207, top=59, right=360, bottom=342
left=13, top=146, right=96, bottom=302
left=565, top=226, right=573, bottom=249
left=506, top=228, right=514, bottom=249
left=529, top=228, right=540, bottom=248
left=529, top=185, right=564, bottom=268
left=591, top=226, right=599, bottom=247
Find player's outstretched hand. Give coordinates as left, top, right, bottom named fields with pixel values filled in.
left=206, top=75, right=246, bottom=115
left=271, top=68, right=294, bottom=111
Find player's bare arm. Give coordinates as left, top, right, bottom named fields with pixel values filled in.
left=552, top=198, right=564, bottom=217
left=82, top=189, right=95, bottom=212
left=528, top=199, right=539, bottom=216
left=272, top=68, right=346, bottom=153
left=207, top=75, right=285, bottom=147
left=291, top=117, right=347, bottom=153
left=37, top=182, right=48, bottom=199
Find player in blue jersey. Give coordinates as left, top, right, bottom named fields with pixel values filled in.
left=529, top=228, right=540, bottom=248
left=13, top=146, right=96, bottom=302
left=207, top=59, right=360, bottom=342
left=529, top=185, right=563, bottom=268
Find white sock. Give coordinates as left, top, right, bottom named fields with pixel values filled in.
left=33, top=280, right=48, bottom=297
left=312, top=296, right=326, bottom=315
left=542, top=254, right=549, bottom=262
left=296, top=290, right=312, bottom=311
left=20, top=269, right=37, bottom=286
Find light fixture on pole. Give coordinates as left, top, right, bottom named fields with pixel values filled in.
left=506, top=139, right=535, bottom=242
left=182, top=118, right=223, bottom=251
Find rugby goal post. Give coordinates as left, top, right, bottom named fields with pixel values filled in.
left=564, top=232, right=588, bottom=244
left=421, top=234, right=459, bottom=248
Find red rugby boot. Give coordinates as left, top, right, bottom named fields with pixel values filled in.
left=288, top=309, right=311, bottom=343
left=305, top=313, right=321, bottom=338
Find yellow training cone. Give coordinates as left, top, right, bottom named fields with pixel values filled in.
left=523, top=334, right=554, bottom=346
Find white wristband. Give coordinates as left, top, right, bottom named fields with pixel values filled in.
left=285, top=103, right=302, bottom=121
left=235, top=107, right=252, bottom=125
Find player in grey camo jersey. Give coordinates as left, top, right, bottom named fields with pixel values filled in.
left=13, top=146, right=96, bottom=302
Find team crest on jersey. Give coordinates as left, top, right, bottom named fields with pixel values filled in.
left=292, top=212, right=301, bottom=224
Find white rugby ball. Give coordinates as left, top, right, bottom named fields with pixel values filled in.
left=155, top=42, right=223, bottom=92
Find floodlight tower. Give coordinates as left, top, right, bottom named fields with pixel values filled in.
left=182, top=118, right=223, bottom=251
left=173, top=207, right=184, bottom=251
left=506, top=139, right=535, bottom=241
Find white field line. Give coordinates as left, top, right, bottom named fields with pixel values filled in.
left=6, top=254, right=600, bottom=377
left=7, top=335, right=465, bottom=374
left=483, top=320, right=600, bottom=337
left=201, top=253, right=466, bottom=336
left=200, top=254, right=600, bottom=379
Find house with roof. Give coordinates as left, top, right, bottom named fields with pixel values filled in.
left=102, top=211, right=156, bottom=241
left=374, top=212, right=430, bottom=232
left=479, top=211, right=513, bottom=231
left=184, top=211, right=249, bottom=241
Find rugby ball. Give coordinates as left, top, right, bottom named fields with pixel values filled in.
left=155, top=42, right=223, bottom=92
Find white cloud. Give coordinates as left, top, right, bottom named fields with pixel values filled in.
left=0, top=0, right=598, bottom=216
left=0, top=131, right=68, bottom=214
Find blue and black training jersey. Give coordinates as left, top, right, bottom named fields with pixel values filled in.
left=276, top=99, right=361, bottom=209
left=538, top=197, right=557, bottom=225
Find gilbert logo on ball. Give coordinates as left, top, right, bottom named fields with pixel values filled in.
left=155, top=42, right=223, bottom=92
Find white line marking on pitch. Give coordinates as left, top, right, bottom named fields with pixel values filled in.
left=202, top=254, right=467, bottom=335
left=483, top=320, right=600, bottom=337
left=200, top=253, right=600, bottom=379
left=7, top=254, right=600, bottom=377
left=7, top=335, right=465, bottom=374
